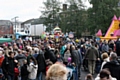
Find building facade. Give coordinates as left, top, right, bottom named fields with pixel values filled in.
left=21, top=18, right=46, bottom=36
left=0, top=20, right=13, bottom=37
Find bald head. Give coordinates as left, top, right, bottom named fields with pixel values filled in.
left=72, top=45, right=76, bottom=50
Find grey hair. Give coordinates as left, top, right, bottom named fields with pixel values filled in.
left=110, top=53, right=117, bottom=60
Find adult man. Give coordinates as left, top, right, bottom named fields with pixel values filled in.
left=103, top=53, right=120, bottom=80
left=15, top=49, right=26, bottom=67
left=115, top=38, right=120, bottom=56
left=2, top=51, right=17, bottom=80
left=77, top=45, right=82, bottom=79
left=85, top=42, right=99, bottom=75
left=71, top=45, right=80, bottom=80
left=36, top=49, right=46, bottom=80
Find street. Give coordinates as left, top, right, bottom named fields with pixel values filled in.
left=81, top=67, right=97, bottom=80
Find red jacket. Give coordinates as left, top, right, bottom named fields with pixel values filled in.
left=0, top=56, right=4, bottom=67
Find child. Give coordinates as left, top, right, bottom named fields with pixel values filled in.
left=67, top=57, right=72, bottom=68
left=56, top=54, right=63, bottom=63
left=85, top=74, right=93, bottom=80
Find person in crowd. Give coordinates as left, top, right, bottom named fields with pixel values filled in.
left=21, top=59, right=29, bottom=80
left=36, top=49, right=46, bottom=80
left=60, top=42, right=66, bottom=57
left=108, top=48, right=114, bottom=56
left=15, top=49, right=26, bottom=67
left=85, top=41, right=99, bottom=75
left=63, top=45, right=71, bottom=65
left=81, top=45, right=86, bottom=58
left=103, top=53, right=120, bottom=80
left=32, top=49, right=38, bottom=58
left=44, top=45, right=56, bottom=63
left=46, top=64, right=68, bottom=80
left=13, top=43, right=18, bottom=51
left=85, top=74, right=93, bottom=80
left=100, top=52, right=109, bottom=71
left=27, top=57, right=38, bottom=80
left=2, top=51, right=17, bottom=80
left=70, top=45, right=80, bottom=80
left=115, top=38, right=120, bottom=56
left=95, top=69, right=116, bottom=80
left=56, top=53, right=63, bottom=63
left=0, top=51, right=4, bottom=68
left=101, top=41, right=109, bottom=53
left=108, top=40, right=115, bottom=51
left=77, top=45, right=82, bottom=79
left=14, top=62, right=20, bottom=80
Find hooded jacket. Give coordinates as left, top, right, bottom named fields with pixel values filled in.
left=27, top=62, right=38, bottom=79
left=103, top=60, right=120, bottom=80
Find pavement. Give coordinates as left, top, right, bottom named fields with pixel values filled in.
left=81, top=67, right=97, bottom=80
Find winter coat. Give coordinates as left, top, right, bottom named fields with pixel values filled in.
left=77, top=49, right=82, bottom=65
left=2, top=57, right=15, bottom=76
left=36, top=51, right=46, bottom=73
left=60, top=46, right=66, bottom=57
left=21, top=64, right=29, bottom=77
left=115, top=41, right=120, bottom=56
left=27, top=62, right=38, bottom=79
left=103, top=60, right=120, bottom=80
left=101, top=44, right=109, bottom=52
left=44, top=48, right=56, bottom=63
left=0, top=56, right=4, bottom=67
left=85, top=46, right=99, bottom=61
left=100, top=57, right=109, bottom=71
left=15, top=53, right=26, bottom=66
left=71, top=50, right=80, bottom=66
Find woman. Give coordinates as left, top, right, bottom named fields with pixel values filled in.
left=100, top=53, right=109, bottom=71
left=95, top=69, right=116, bottom=80
left=63, top=46, right=71, bottom=65
left=27, top=57, right=38, bottom=80
left=46, top=63, right=68, bottom=80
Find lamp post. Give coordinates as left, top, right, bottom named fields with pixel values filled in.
left=11, top=16, right=18, bottom=34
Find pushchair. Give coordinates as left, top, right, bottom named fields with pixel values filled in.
left=66, top=57, right=78, bottom=80
left=67, top=66, right=79, bottom=80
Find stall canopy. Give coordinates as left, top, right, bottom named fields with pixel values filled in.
left=0, top=38, right=12, bottom=43
left=15, top=32, right=28, bottom=36
left=15, top=32, right=28, bottom=39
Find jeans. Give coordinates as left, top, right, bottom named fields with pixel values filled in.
left=78, top=64, right=81, bottom=78
left=6, top=74, right=14, bottom=80
left=73, top=66, right=78, bottom=80
left=37, top=72, right=42, bottom=80
left=21, top=75, right=28, bottom=80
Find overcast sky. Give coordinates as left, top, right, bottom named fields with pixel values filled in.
left=0, top=0, right=91, bottom=22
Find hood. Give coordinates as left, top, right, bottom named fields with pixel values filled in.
left=104, top=57, right=109, bottom=62
left=109, top=60, right=120, bottom=66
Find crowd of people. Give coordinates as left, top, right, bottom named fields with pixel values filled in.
left=0, top=37, right=120, bottom=80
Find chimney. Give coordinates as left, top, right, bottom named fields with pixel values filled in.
left=63, top=4, right=67, bottom=11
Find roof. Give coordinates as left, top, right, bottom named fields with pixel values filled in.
left=0, top=20, right=13, bottom=26
left=21, top=18, right=45, bottom=25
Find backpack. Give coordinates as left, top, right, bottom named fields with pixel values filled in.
left=14, top=67, right=19, bottom=77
